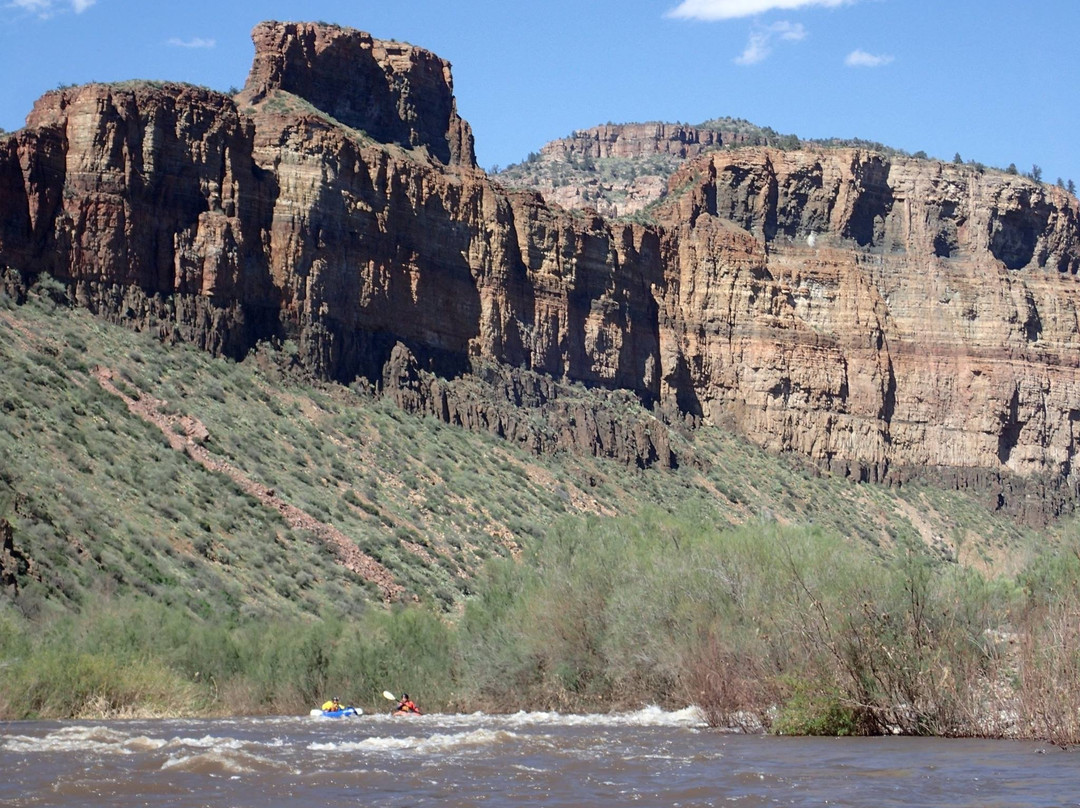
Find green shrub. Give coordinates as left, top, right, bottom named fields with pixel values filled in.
left=773, top=678, right=859, bottom=736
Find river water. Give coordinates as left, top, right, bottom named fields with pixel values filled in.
left=1, top=707, right=1074, bottom=807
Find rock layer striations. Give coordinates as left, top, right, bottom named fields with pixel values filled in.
left=655, top=149, right=1080, bottom=517
left=1, top=21, right=1080, bottom=516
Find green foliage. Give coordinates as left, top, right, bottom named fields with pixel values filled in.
left=1016, top=531, right=1080, bottom=606
left=772, top=678, right=858, bottom=736
left=0, top=597, right=456, bottom=718
left=453, top=510, right=1057, bottom=738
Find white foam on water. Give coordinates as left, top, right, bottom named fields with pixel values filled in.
left=371, top=705, right=705, bottom=733
left=418, top=728, right=523, bottom=753
left=2, top=725, right=136, bottom=754
left=1, top=725, right=285, bottom=760
left=310, top=727, right=521, bottom=755
left=2, top=706, right=700, bottom=760
left=122, top=735, right=169, bottom=752
left=163, top=734, right=247, bottom=750
left=485, top=705, right=706, bottom=730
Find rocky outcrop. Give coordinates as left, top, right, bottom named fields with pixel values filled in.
left=382, top=342, right=673, bottom=468
left=2, top=21, right=1080, bottom=518
left=1, top=517, right=30, bottom=597
left=537, top=122, right=768, bottom=163
left=242, top=20, right=474, bottom=167
left=662, top=148, right=1079, bottom=272
left=497, top=121, right=783, bottom=217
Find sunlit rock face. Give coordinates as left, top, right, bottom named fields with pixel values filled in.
left=2, top=21, right=1080, bottom=516
left=653, top=147, right=1080, bottom=517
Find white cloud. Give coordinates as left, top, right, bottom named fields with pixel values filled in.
left=10, top=0, right=54, bottom=14
left=772, top=20, right=806, bottom=40
left=668, top=0, right=854, bottom=21
left=845, top=49, right=893, bottom=67
left=735, top=30, right=771, bottom=64
left=735, top=20, right=806, bottom=65
left=167, top=37, right=217, bottom=49
left=9, top=0, right=96, bottom=17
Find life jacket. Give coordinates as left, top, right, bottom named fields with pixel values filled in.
left=322, top=700, right=339, bottom=711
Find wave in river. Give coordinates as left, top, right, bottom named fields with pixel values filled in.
left=2, top=711, right=1065, bottom=808
left=310, top=727, right=522, bottom=754
left=161, top=746, right=291, bottom=775
left=494, top=705, right=705, bottom=728
left=2, top=724, right=167, bottom=755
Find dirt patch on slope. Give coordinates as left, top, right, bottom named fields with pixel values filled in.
left=92, top=366, right=401, bottom=600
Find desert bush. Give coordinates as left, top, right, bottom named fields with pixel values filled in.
left=454, top=508, right=1026, bottom=737
left=681, top=628, right=779, bottom=731
left=1012, top=538, right=1080, bottom=744
left=8, top=650, right=196, bottom=718
left=772, top=677, right=858, bottom=736
left=1014, top=598, right=1080, bottom=745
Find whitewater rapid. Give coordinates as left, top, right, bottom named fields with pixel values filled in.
left=1, top=706, right=1066, bottom=807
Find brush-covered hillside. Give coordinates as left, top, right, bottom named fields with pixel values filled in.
left=1, top=278, right=1055, bottom=622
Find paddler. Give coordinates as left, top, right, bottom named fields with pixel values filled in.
left=394, top=693, right=421, bottom=715
left=321, top=697, right=343, bottom=712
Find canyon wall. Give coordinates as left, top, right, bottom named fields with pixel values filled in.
left=1, top=21, right=1079, bottom=516
left=655, top=149, right=1080, bottom=517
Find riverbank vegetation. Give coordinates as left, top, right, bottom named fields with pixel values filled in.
left=2, top=286, right=1079, bottom=743
left=4, top=509, right=1080, bottom=745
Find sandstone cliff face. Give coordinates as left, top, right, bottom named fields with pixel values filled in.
left=243, top=20, right=475, bottom=168
left=3, top=81, right=275, bottom=358
left=655, top=148, right=1080, bottom=517
left=2, top=22, right=1080, bottom=515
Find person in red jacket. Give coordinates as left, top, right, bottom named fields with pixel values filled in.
left=394, top=693, right=421, bottom=715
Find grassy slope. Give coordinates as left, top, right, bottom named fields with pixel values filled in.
left=0, top=283, right=1059, bottom=627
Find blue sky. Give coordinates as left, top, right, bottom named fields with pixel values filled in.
left=1, top=0, right=1077, bottom=186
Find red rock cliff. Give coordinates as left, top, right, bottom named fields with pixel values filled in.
left=243, top=20, right=474, bottom=167
left=654, top=148, right=1080, bottom=516
left=1, top=22, right=1079, bottom=515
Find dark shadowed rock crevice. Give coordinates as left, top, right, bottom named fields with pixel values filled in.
left=0, top=517, right=31, bottom=598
